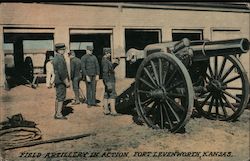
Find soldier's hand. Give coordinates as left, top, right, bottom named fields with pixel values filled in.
left=114, top=58, right=120, bottom=64
left=86, top=75, right=91, bottom=83
left=96, top=75, right=99, bottom=81
left=64, top=79, right=70, bottom=88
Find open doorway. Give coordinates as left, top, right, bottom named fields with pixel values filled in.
left=4, top=32, right=54, bottom=87
left=125, top=29, right=161, bottom=78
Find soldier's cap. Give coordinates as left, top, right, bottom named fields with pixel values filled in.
left=49, top=56, right=54, bottom=60
left=55, top=43, right=66, bottom=50
left=103, top=48, right=111, bottom=54
left=86, top=46, right=94, bottom=51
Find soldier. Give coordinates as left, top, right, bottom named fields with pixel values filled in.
left=69, top=50, right=82, bottom=105
left=53, top=43, right=70, bottom=120
left=46, top=56, right=55, bottom=88
left=102, top=48, right=120, bottom=115
left=81, top=46, right=100, bottom=107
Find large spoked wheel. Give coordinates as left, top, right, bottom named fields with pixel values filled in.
left=135, top=52, right=194, bottom=133
left=196, top=55, right=249, bottom=121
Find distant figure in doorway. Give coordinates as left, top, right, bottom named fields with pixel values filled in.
left=53, top=43, right=70, bottom=120
left=102, top=48, right=120, bottom=116
left=68, top=50, right=82, bottom=105
left=81, top=46, right=100, bottom=107
left=46, top=56, right=55, bottom=88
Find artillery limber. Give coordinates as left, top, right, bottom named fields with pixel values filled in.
left=120, top=38, right=249, bottom=133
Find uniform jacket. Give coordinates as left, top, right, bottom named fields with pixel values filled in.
left=70, top=57, right=81, bottom=80
left=102, top=57, right=118, bottom=83
left=53, top=53, right=69, bottom=85
left=81, top=54, right=100, bottom=76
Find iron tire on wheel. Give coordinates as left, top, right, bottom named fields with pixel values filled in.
left=135, top=52, right=194, bottom=133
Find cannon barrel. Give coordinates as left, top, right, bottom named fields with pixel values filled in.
left=189, top=38, right=249, bottom=57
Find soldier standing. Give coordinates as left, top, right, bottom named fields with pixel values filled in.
left=69, top=50, right=82, bottom=105
left=102, top=48, right=120, bottom=115
left=53, top=43, right=70, bottom=119
left=81, top=46, right=100, bottom=107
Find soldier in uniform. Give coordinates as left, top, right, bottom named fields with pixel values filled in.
left=53, top=43, right=70, bottom=119
left=81, top=46, right=100, bottom=107
left=101, top=48, right=120, bottom=115
left=69, top=50, right=82, bottom=105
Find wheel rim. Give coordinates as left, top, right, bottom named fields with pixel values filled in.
left=196, top=55, right=249, bottom=121
left=135, top=52, right=194, bottom=132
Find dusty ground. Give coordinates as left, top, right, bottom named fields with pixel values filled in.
left=0, top=78, right=249, bottom=161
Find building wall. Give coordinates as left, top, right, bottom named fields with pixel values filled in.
left=0, top=3, right=249, bottom=86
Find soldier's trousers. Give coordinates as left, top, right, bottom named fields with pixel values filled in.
left=55, top=83, right=66, bottom=102
left=85, top=75, right=96, bottom=105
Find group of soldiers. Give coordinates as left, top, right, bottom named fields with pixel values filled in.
left=46, top=43, right=120, bottom=120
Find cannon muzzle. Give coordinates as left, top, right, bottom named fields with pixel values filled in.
left=189, top=38, right=249, bottom=57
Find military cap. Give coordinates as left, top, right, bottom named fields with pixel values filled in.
left=55, top=43, right=66, bottom=50
left=103, top=48, right=111, bottom=54
left=86, top=46, right=94, bottom=51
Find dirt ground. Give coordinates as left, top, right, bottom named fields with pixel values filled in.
left=0, top=78, right=249, bottom=161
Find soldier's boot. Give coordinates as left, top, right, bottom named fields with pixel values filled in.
left=55, top=101, right=67, bottom=120
left=110, top=99, right=118, bottom=116
left=103, top=98, right=110, bottom=115
left=72, top=90, right=80, bottom=105
left=54, top=101, right=58, bottom=118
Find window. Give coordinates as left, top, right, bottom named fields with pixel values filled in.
left=172, top=29, right=203, bottom=41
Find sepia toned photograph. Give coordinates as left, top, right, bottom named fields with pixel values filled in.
left=0, top=2, right=250, bottom=161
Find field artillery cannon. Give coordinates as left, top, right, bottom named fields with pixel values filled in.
left=122, top=38, right=249, bottom=133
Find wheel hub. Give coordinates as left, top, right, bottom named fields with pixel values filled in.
left=207, top=79, right=223, bottom=94
left=150, top=88, right=165, bottom=99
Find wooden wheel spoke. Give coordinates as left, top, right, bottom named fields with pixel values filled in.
left=159, top=104, right=164, bottom=129
left=205, top=73, right=213, bottom=82
left=208, top=64, right=214, bottom=78
left=215, top=56, right=218, bottom=78
left=215, top=98, right=219, bottom=119
left=224, top=87, right=242, bottom=90
left=138, top=90, right=152, bottom=95
left=165, top=68, right=177, bottom=87
left=208, top=96, right=215, bottom=114
left=165, top=97, right=185, bottom=112
left=167, top=92, right=185, bottom=98
left=159, top=58, right=163, bottom=85
left=221, top=90, right=241, bottom=102
left=162, top=104, right=173, bottom=129
left=198, top=91, right=210, bottom=97
left=150, top=60, right=160, bottom=85
left=221, top=65, right=235, bottom=81
left=223, top=75, right=241, bottom=85
left=218, top=57, right=227, bottom=78
left=141, top=98, right=154, bottom=106
left=219, top=97, right=228, bottom=118
left=166, top=81, right=184, bottom=92
left=165, top=100, right=181, bottom=122
left=143, top=67, right=158, bottom=87
left=162, top=63, right=169, bottom=84
left=139, top=78, right=155, bottom=90
left=199, top=93, right=212, bottom=108
left=145, top=102, right=157, bottom=115
left=221, top=95, right=236, bottom=112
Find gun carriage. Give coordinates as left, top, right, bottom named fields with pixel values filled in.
left=120, top=38, right=249, bottom=133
